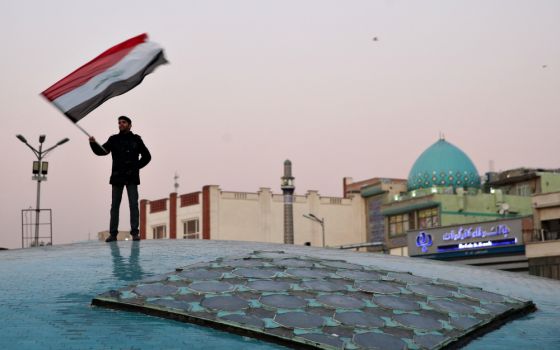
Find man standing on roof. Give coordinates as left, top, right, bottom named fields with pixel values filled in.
left=89, top=116, right=151, bottom=242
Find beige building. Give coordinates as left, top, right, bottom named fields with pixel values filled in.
left=140, top=185, right=366, bottom=247
left=527, top=191, right=560, bottom=280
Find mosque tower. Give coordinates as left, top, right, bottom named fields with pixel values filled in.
left=281, top=160, right=295, bottom=244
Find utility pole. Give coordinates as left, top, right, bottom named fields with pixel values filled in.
left=303, top=213, right=325, bottom=247
left=16, top=134, right=69, bottom=247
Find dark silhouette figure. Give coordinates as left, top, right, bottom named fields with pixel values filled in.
left=90, top=116, right=151, bottom=242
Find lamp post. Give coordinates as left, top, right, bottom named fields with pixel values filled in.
left=16, top=134, right=69, bottom=247
left=303, top=213, right=325, bottom=247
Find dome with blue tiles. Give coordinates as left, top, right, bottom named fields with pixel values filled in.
left=408, top=138, right=481, bottom=191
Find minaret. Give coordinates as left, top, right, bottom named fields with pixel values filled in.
left=281, top=159, right=295, bottom=244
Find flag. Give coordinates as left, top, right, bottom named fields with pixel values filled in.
left=41, top=33, right=167, bottom=122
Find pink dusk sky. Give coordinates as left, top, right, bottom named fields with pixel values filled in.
left=1, top=0, right=559, bottom=249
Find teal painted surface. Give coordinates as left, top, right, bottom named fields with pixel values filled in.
left=0, top=242, right=283, bottom=350
left=408, top=139, right=481, bottom=191
left=1, top=240, right=559, bottom=349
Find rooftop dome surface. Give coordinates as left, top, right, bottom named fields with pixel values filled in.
left=1, top=240, right=559, bottom=349
left=408, top=138, right=481, bottom=191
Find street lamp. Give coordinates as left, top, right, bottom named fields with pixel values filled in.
left=303, top=213, right=325, bottom=247
left=16, top=134, right=69, bottom=247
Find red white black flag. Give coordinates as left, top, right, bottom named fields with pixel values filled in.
left=41, top=33, right=167, bottom=122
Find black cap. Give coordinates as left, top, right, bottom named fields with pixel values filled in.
left=118, top=115, right=132, bottom=124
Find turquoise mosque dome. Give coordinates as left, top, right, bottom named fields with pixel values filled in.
left=407, top=138, right=481, bottom=191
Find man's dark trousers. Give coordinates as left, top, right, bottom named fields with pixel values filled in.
left=110, top=184, right=139, bottom=237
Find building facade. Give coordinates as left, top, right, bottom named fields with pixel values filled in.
left=357, top=138, right=533, bottom=257
left=344, top=177, right=407, bottom=250
left=345, top=137, right=560, bottom=275
left=140, top=185, right=366, bottom=247
left=350, top=138, right=560, bottom=273
left=527, top=191, right=560, bottom=280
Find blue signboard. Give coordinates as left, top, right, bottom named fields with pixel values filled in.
left=408, top=218, right=524, bottom=257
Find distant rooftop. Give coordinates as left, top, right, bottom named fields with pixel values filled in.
left=487, top=167, right=560, bottom=186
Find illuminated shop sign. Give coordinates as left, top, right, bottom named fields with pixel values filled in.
left=437, top=238, right=518, bottom=253
left=407, top=218, right=523, bottom=256
left=416, top=232, right=433, bottom=253
left=442, top=224, right=510, bottom=241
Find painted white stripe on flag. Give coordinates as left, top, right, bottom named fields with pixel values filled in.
left=52, top=42, right=163, bottom=113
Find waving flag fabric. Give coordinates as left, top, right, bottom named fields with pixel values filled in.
left=41, top=33, right=167, bottom=122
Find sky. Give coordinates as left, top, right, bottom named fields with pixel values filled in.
left=1, top=0, right=559, bottom=249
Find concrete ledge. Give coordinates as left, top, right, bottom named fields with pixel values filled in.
left=526, top=240, right=560, bottom=258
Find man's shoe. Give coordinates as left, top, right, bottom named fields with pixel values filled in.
left=105, top=235, right=117, bottom=242
left=132, top=235, right=140, bottom=241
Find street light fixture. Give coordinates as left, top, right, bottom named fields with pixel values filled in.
left=16, top=134, right=69, bottom=247
left=56, top=138, right=70, bottom=146
left=16, top=134, right=27, bottom=143
left=303, top=213, right=325, bottom=247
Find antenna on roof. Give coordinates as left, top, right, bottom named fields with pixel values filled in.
left=174, top=172, right=180, bottom=193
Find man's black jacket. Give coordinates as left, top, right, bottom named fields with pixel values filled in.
left=90, top=131, right=151, bottom=185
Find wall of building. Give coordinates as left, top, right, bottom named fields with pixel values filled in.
left=214, top=189, right=268, bottom=242
left=526, top=240, right=560, bottom=280
left=539, top=173, right=560, bottom=194
left=213, top=187, right=365, bottom=246
left=528, top=256, right=560, bottom=280
left=175, top=192, right=203, bottom=239
left=437, top=192, right=532, bottom=227
left=142, top=186, right=366, bottom=247
left=528, top=192, right=560, bottom=280
left=146, top=199, right=169, bottom=239
left=533, top=191, right=560, bottom=220
left=378, top=188, right=533, bottom=254
left=492, top=178, right=538, bottom=196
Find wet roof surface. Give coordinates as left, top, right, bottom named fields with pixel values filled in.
left=93, top=250, right=533, bottom=349
left=1, top=240, right=560, bottom=349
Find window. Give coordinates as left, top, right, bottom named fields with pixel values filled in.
left=183, top=218, right=200, bottom=239
left=389, top=214, right=409, bottom=236
left=180, top=193, right=200, bottom=207
left=516, top=183, right=531, bottom=196
left=408, top=211, right=417, bottom=231
left=152, top=225, right=166, bottom=239
left=150, top=199, right=167, bottom=213
left=418, top=207, right=439, bottom=229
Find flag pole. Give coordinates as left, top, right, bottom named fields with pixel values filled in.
left=74, top=122, right=92, bottom=137
left=40, top=92, right=109, bottom=153
left=73, top=122, right=108, bottom=153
